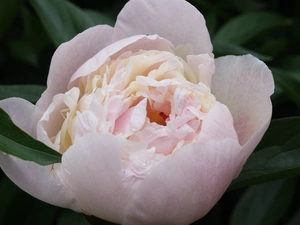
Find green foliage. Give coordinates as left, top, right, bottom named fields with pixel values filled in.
left=30, top=0, right=113, bottom=46
left=0, top=85, right=45, bottom=103
left=230, top=117, right=300, bottom=190
left=230, top=179, right=295, bottom=225
left=0, top=108, right=61, bottom=165
left=213, top=12, right=287, bottom=45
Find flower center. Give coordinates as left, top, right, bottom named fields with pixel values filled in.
left=45, top=49, right=216, bottom=156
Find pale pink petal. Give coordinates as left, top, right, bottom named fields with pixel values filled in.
left=198, top=102, right=238, bottom=141
left=113, top=0, right=212, bottom=54
left=36, top=25, right=114, bottom=115
left=68, top=35, right=174, bottom=88
left=0, top=98, right=79, bottom=211
left=55, top=133, right=133, bottom=224
left=0, top=98, right=36, bottom=137
left=123, top=139, right=242, bottom=225
left=0, top=154, right=81, bottom=211
left=187, top=53, right=215, bottom=87
left=212, top=55, right=274, bottom=147
left=114, top=98, right=147, bottom=135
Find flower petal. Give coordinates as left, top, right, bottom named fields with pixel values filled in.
left=212, top=55, right=274, bottom=148
left=0, top=154, right=80, bottom=211
left=123, top=139, right=242, bottom=225
left=113, top=0, right=212, bottom=54
left=0, top=98, right=36, bottom=136
left=198, top=102, right=238, bottom=142
left=68, top=35, right=174, bottom=88
left=55, top=133, right=133, bottom=224
left=36, top=25, right=114, bottom=114
left=0, top=98, right=78, bottom=211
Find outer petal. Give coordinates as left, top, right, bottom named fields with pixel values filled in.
left=212, top=55, right=274, bottom=150
left=55, top=133, right=133, bottom=224
left=36, top=25, right=114, bottom=114
left=198, top=102, right=238, bottom=142
left=113, top=0, right=212, bottom=54
left=68, top=35, right=174, bottom=87
left=0, top=98, right=36, bottom=136
left=123, top=139, right=242, bottom=225
left=0, top=98, right=79, bottom=211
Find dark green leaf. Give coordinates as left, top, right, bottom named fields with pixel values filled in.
left=229, top=117, right=300, bottom=190
left=213, top=11, right=287, bottom=45
left=84, top=9, right=114, bottom=27
left=0, top=108, right=61, bottom=165
left=272, top=68, right=300, bottom=107
left=0, top=0, right=23, bottom=39
left=230, top=179, right=295, bottom=225
left=277, top=56, right=300, bottom=73
left=213, top=41, right=273, bottom=61
left=256, top=117, right=300, bottom=151
left=22, top=7, right=51, bottom=54
left=8, top=40, right=39, bottom=66
left=30, top=0, right=98, bottom=46
left=0, top=85, right=45, bottom=103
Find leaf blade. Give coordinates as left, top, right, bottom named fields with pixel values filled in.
left=229, top=117, right=300, bottom=190
left=0, top=108, right=61, bottom=165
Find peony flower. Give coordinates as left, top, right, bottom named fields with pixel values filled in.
left=0, top=0, right=274, bottom=224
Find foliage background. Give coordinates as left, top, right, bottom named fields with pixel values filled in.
left=0, top=0, right=299, bottom=224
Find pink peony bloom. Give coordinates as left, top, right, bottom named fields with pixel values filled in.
left=0, top=0, right=274, bottom=224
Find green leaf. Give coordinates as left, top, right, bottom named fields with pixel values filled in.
left=8, top=40, right=39, bottom=66
left=229, top=117, right=300, bottom=190
left=213, top=11, right=287, bottom=45
left=30, top=0, right=99, bottom=46
left=0, top=0, right=23, bottom=39
left=277, top=56, right=300, bottom=73
left=0, top=108, right=61, bottom=165
left=0, top=85, right=45, bottom=103
left=84, top=9, right=114, bottom=27
left=286, top=209, right=300, bottom=225
left=230, top=179, right=295, bottom=225
left=271, top=68, right=300, bottom=107
left=213, top=41, right=273, bottom=61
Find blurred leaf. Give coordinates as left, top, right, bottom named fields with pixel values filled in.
left=84, top=9, right=114, bottom=26
left=286, top=209, right=300, bottom=225
left=272, top=68, right=300, bottom=107
left=213, top=12, right=286, bottom=45
left=278, top=56, right=300, bottom=73
left=256, top=117, right=300, bottom=151
left=230, top=179, right=295, bottom=225
left=213, top=41, right=273, bottom=61
left=0, top=108, right=61, bottom=165
left=229, top=117, right=300, bottom=190
left=259, top=38, right=288, bottom=56
left=8, top=40, right=38, bottom=66
left=0, top=0, right=23, bottom=39
left=0, top=176, right=58, bottom=225
left=205, top=13, right=217, bottom=36
left=0, top=85, right=45, bottom=103
left=230, top=0, right=266, bottom=12
left=30, top=0, right=97, bottom=46
left=22, top=7, right=51, bottom=54
left=56, top=210, right=90, bottom=225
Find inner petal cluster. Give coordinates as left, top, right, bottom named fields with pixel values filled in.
left=43, top=49, right=216, bottom=181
